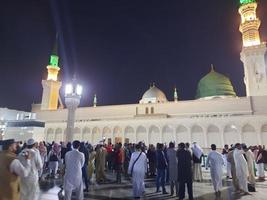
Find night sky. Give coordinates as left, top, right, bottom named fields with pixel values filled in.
left=1, top=0, right=267, bottom=111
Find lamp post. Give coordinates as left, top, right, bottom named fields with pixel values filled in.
left=64, top=80, right=82, bottom=142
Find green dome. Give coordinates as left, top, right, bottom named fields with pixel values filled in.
left=196, top=68, right=236, bottom=99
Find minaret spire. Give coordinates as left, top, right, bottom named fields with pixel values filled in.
left=174, top=86, right=178, bottom=102
left=211, top=64, right=215, bottom=71
left=93, top=94, right=97, bottom=107
left=47, top=34, right=60, bottom=81
left=239, top=0, right=261, bottom=47
left=41, top=33, right=62, bottom=110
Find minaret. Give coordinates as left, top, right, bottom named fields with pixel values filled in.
left=174, top=87, right=178, bottom=102
left=41, top=39, right=62, bottom=110
left=93, top=94, right=97, bottom=107
left=239, top=0, right=267, bottom=96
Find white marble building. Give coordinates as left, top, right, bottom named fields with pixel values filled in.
left=32, top=90, right=267, bottom=148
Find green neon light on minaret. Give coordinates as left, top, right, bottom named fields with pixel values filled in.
left=240, top=0, right=256, bottom=5
left=50, top=55, right=59, bottom=67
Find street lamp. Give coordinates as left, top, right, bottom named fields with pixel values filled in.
left=65, top=80, right=82, bottom=142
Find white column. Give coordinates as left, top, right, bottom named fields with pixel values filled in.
left=220, top=129, right=225, bottom=148
left=65, top=95, right=80, bottom=142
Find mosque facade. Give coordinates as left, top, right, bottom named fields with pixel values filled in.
left=4, top=0, right=267, bottom=148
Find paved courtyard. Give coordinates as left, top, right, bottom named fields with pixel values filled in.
left=39, top=170, right=267, bottom=200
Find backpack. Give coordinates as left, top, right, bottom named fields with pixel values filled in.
left=50, top=153, right=58, bottom=161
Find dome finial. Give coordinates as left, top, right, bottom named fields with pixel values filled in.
left=152, top=82, right=155, bottom=87
left=93, top=94, right=97, bottom=107
left=211, top=64, right=215, bottom=72
left=174, top=86, right=178, bottom=102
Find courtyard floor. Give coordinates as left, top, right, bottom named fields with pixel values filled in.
left=39, top=170, right=267, bottom=200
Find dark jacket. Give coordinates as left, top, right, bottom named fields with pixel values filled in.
left=192, top=154, right=202, bottom=164
left=156, top=150, right=168, bottom=170
left=177, top=149, right=192, bottom=182
left=261, top=150, right=267, bottom=164
left=147, top=149, right=156, bottom=163
left=79, top=147, right=89, bottom=166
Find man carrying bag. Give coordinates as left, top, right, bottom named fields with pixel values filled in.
left=128, top=144, right=147, bottom=199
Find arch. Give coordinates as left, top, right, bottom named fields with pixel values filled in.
left=55, top=128, right=63, bottom=143
left=242, top=124, right=256, bottom=133
left=136, top=126, right=147, bottom=144
left=162, top=125, right=174, bottom=144
left=46, top=128, right=54, bottom=143
left=207, top=125, right=219, bottom=133
left=261, top=124, right=267, bottom=132
left=92, top=127, right=101, bottom=144
left=176, top=125, right=190, bottom=144
left=223, top=125, right=240, bottom=146
left=191, top=125, right=204, bottom=147
left=207, top=125, right=221, bottom=147
left=82, top=127, right=91, bottom=142
left=73, top=127, right=81, bottom=141
left=261, top=124, right=267, bottom=146
left=241, top=124, right=257, bottom=146
left=113, top=126, right=123, bottom=143
left=103, top=127, right=112, bottom=143
left=149, top=125, right=160, bottom=145
left=125, top=126, right=135, bottom=143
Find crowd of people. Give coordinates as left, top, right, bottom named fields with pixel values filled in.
left=0, top=138, right=267, bottom=200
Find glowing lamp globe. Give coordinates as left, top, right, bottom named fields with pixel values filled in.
left=76, top=85, right=83, bottom=96
left=65, top=84, right=73, bottom=95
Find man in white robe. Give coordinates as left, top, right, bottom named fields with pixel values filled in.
left=19, top=139, right=43, bottom=200
left=166, top=142, right=178, bottom=196
left=233, top=143, right=249, bottom=194
left=222, top=144, right=231, bottom=178
left=243, top=145, right=256, bottom=186
left=192, top=142, right=203, bottom=182
left=128, top=144, right=147, bottom=199
left=64, top=140, right=85, bottom=200
left=206, top=144, right=224, bottom=195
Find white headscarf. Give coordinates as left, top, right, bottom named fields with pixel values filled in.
left=192, top=142, right=203, bottom=159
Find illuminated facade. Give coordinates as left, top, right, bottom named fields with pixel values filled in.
left=239, top=0, right=267, bottom=96
left=41, top=42, right=62, bottom=110
left=4, top=1, right=267, bottom=148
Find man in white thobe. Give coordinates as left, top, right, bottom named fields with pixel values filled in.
left=222, top=144, right=231, bottom=178
left=167, top=142, right=178, bottom=196
left=243, top=145, right=256, bottom=186
left=64, top=140, right=85, bottom=200
left=233, top=143, right=249, bottom=194
left=19, top=139, right=43, bottom=200
left=206, top=144, right=224, bottom=195
left=192, top=142, right=203, bottom=182
left=128, top=144, right=147, bottom=199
